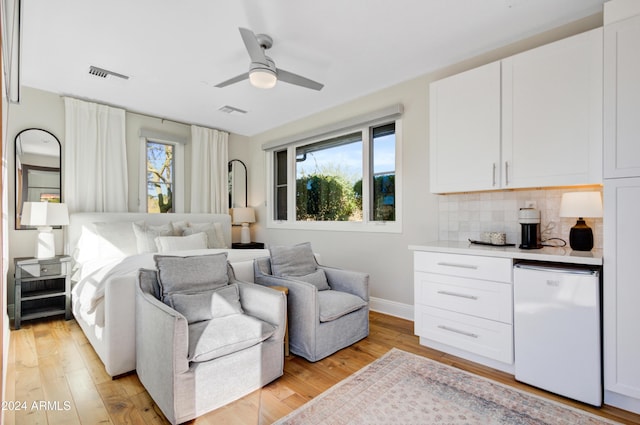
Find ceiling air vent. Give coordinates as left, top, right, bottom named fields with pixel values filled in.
left=218, top=105, right=247, bottom=114
left=89, top=65, right=129, bottom=80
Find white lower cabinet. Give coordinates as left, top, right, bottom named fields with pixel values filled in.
left=414, top=252, right=513, bottom=368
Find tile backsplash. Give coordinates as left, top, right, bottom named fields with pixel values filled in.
left=437, top=187, right=603, bottom=250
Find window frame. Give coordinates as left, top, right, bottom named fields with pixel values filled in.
left=266, top=118, right=402, bottom=233
left=139, top=137, right=185, bottom=213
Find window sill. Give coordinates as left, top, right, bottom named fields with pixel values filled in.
left=267, top=220, right=402, bottom=234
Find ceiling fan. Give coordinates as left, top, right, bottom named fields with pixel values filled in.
left=215, top=27, right=324, bottom=91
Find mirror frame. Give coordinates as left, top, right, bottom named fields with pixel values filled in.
left=15, top=128, right=62, bottom=230
left=228, top=159, right=248, bottom=208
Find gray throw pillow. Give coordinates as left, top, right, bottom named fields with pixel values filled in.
left=294, top=269, right=330, bottom=291
left=171, top=283, right=243, bottom=323
left=270, top=242, right=317, bottom=277
left=155, top=253, right=229, bottom=305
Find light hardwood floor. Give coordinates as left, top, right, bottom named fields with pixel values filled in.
left=5, top=312, right=640, bottom=425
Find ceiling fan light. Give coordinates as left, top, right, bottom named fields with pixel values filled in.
left=249, top=69, right=277, bottom=89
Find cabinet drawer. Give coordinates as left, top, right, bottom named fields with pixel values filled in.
left=415, top=272, right=512, bottom=323
left=415, top=305, right=513, bottom=364
left=414, top=251, right=512, bottom=283
left=19, top=262, right=62, bottom=278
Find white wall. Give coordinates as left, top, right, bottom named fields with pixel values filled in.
left=249, top=13, right=602, bottom=318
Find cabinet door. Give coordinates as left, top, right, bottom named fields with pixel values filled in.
left=502, top=28, right=603, bottom=188
left=429, top=61, right=501, bottom=193
left=604, top=15, right=640, bottom=178
left=604, top=178, right=640, bottom=399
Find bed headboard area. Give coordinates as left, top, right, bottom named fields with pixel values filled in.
left=66, top=212, right=232, bottom=260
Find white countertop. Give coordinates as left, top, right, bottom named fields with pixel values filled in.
left=409, top=240, right=603, bottom=266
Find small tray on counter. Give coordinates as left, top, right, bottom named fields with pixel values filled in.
left=468, top=239, right=515, bottom=247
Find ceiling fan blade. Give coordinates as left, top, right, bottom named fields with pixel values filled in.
left=214, top=72, right=249, bottom=88
left=276, top=68, right=324, bottom=91
left=239, top=27, right=268, bottom=65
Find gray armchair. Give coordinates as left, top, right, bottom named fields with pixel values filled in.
left=135, top=254, right=286, bottom=425
left=253, top=244, right=369, bottom=362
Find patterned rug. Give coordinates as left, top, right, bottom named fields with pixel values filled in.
left=275, top=348, right=621, bottom=425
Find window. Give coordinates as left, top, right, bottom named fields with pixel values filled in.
left=269, top=119, right=400, bottom=232
left=140, top=136, right=185, bottom=213
left=371, top=123, right=396, bottom=221
left=146, top=141, right=174, bottom=213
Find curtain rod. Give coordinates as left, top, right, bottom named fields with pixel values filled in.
left=59, top=94, right=228, bottom=133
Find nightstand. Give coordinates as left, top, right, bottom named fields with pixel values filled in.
left=14, top=255, right=72, bottom=329
left=232, top=242, right=265, bottom=249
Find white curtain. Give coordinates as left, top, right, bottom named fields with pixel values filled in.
left=64, top=97, right=128, bottom=212
left=190, top=125, right=229, bottom=213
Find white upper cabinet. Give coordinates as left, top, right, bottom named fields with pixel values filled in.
left=429, top=62, right=501, bottom=193
left=502, top=28, right=603, bottom=189
left=429, top=29, right=603, bottom=194
left=604, top=14, right=640, bottom=178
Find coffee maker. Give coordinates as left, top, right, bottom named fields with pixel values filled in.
left=519, top=208, right=542, bottom=249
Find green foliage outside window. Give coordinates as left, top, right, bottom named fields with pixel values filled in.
left=296, top=174, right=359, bottom=221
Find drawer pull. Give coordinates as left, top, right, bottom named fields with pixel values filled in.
left=437, top=290, right=478, bottom=300
left=436, top=262, right=478, bottom=270
left=437, top=325, right=479, bottom=339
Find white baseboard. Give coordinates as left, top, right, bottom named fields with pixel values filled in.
left=605, top=390, right=640, bottom=415
left=369, top=297, right=414, bottom=321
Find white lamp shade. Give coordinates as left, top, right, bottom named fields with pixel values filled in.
left=21, top=202, right=69, bottom=226
left=232, top=207, right=256, bottom=224
left=559, top=192, right=603, bottom=218
left=249, top=69, right=277, bottom=89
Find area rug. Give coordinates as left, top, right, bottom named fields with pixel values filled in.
left=275, top=348, right=621, bottom=425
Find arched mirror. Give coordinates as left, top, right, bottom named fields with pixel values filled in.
left=15, top=128, right=62, bottom=229
left=228, top=159, right=247, bottom=208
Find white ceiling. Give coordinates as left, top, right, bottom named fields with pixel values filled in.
left=21, top=0, right=605, bottom=137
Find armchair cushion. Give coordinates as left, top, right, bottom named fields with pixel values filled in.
left=171, top=283, right=243, bottom=324
left=187, top=314, right=276, bottom=362
left=269, top=242, right=317, bottom=277
left=318, top=290, right=368, bottom=322
left=155, top=253, right=229, bottom=306
left=294, top=268, right=330, bottom=291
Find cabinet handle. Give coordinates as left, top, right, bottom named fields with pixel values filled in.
left=437, top=290, right=478, bottom=300
left=437, top=325, right=479, bottom=339
left=492, top=163, right=496, bottom=186
left=436, top=262, right=478, bottom=270
left=41, top=268, right=48, bottom=273
left=505, top=161, right=509, bottom=186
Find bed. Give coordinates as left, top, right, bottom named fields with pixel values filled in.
left=67, top=212, right=269, bottom=377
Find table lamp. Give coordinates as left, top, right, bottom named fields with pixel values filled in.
left=559, top=192, right=603, bottom=251
left=232, top=207, right=256, bottom=244
left=21, top=202, right=69, bottom=259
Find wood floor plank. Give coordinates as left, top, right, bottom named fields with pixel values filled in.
left=96, top=378, right=148, bottom=425
left=6, top=312, right=640, bottom=425
left=66, top=368, right=114, bottom=425
left=39, top=355, right=81, bottom=425
left=75, top=341, right=112, bottom=386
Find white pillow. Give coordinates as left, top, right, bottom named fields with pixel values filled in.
left=171, top=220, right=188, bottom=236
left=94, top=221, right=138, bottom=258
left=133, top=221, right=174, bottom=253
left=183, top=222, right=227, bottom=249
left=155, top=232, right=209, bottom=253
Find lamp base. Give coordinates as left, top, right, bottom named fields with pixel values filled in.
left=36, top=226, right=56, bottom=259
left=569, top=219, right=594, bottom=251
left=240, top=223, right=251, bottom=244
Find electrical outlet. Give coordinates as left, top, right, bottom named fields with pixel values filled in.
left=524, top=200, right=537, bottom=209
